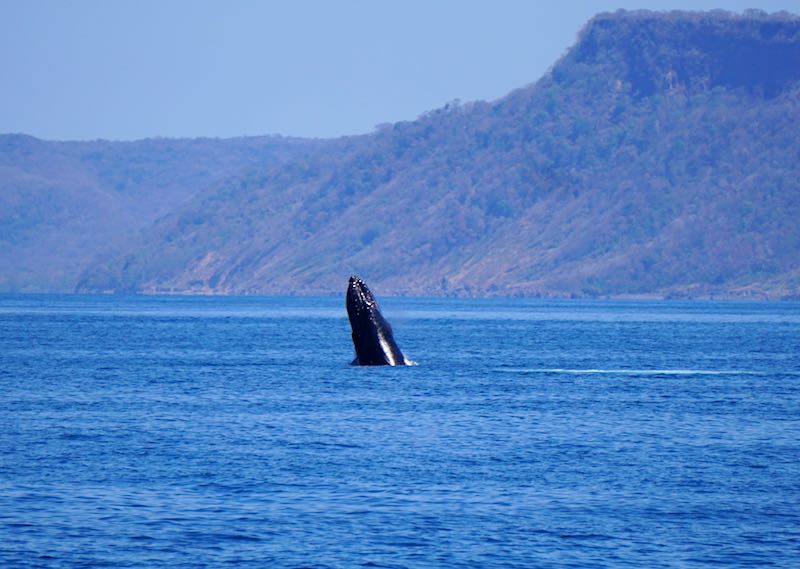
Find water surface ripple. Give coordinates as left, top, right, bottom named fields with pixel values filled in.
left=1, top=295, right=799, bottom=567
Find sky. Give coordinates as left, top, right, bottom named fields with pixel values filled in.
left=1, top=0, right=798, bottom=141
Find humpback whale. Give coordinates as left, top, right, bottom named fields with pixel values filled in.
left=346, top=275, right=410, bottom=366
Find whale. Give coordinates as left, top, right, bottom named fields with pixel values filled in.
left=346, top=275, right=410, bottom=366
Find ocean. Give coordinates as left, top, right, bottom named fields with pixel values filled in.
left=1, top=294, right=799, bottom=568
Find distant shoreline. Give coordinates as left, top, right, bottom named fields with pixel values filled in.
left=3, top=290, right=798, bottom=302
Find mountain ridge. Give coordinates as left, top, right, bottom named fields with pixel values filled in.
left=3, top=10, right=800, bottom=298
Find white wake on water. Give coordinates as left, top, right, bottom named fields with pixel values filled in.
left=495, top=368, right=770, bottom=376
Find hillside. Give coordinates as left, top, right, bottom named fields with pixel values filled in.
left=0, top=135, right=323, bottom=291
left=4, top=10, right=800, bottom=298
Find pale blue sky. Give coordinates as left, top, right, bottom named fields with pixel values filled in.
left=1, top=0, right=798, bottom=140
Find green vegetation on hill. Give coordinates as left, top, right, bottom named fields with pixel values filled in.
left=0, top=135, right=321, bottom=291
left=3, top=10, right=800, bottom=298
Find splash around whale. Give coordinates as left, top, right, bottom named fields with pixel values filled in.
left=346, top=275, right=413, bottom=366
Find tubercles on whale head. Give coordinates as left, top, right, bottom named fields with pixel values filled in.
left=347, top=275, right=377, bottom=313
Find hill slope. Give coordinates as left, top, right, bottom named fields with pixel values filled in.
left=5, top=10, right=800, bottom=298
left=0, top=135, right=322, bottom=291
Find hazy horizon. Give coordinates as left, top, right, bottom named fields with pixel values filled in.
left=2, top=0, right=799, bottom=142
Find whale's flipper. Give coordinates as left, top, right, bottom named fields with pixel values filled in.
left=346, top=275, right=408, bottom=366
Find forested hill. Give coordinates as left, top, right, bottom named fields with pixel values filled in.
left=4, top=10, right=800, bottom=298
left=0, top=135, right=324, bottom=291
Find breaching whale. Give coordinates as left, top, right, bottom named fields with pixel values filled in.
left=346, top=275, right=410, bottom=366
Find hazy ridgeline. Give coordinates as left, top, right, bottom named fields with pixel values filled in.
left=2, top=10, right=799, bottom=298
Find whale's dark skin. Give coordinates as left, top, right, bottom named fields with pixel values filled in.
left=346, top=275, right=408, bottom=366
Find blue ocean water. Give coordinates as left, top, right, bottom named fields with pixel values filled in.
left=1, top=294, right=799, bottom=568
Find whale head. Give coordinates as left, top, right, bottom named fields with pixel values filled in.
left=346, top=275, right=407, bottom=366
left=347, top=275, right=378, bottom=319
